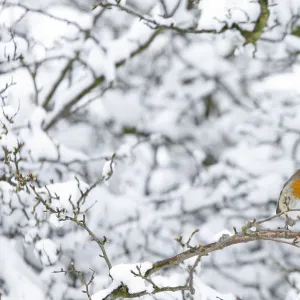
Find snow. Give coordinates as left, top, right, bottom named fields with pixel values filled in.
left=287, top=273, right=300, bottom=300
left=193, top=280, right=236, bottom=300
left=151, top=5, right=175, bottom=27
left=148, top=168, right=181, bottom=193
left=1, top=105, right=16, bottom=122
left=0, top=36, right=28, bottom=61
left=92, top=262, right=153, bottom=300
left=222, top=142, right=291, bottom=175
left=48, top=213, right=64, bottom=228
left=110, top=263, right=153, bottom=293
left=104, top=15, right=154, bottom=62
left=24, top=228, right=39, bottom=244
left=34, top=238, right=59, bottom=266
left=211, top=229, right=234, bottom=243
left=24, top=129, right=58, bottom=160
left=0, top=237, right=44, bottom=300
left=35, top=180, right=90, bottom=218
left=91, top=286, right=116, bottom=300
left=91, top=262, right=235, bottom=300
left=197, top=0, right=260, bottom=32
left=156, top=146, right=171, bottom=167
left=117, top=142, right=134, bottom=158
left=28, top=106, right=47, bottom=128
left=285, top=35, right=300, bottom=52
left=254, top=66, right=300, bottom=93
left=183, top=188, right=210, bottom=211
left=84, top=39, right=116, bottom=80
left=47, top=5, right=92, bottom=30
left=247, top=174, right=283, bottom=204
left=2, top=0, right=300, bottom=300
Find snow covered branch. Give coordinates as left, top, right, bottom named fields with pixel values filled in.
left=42, top=28, right=163, bottom=131
left=31, top=177, right=113, bottom=270
left=147, top=229, right=300, bottom=277
left=90, top=212, right=300, bottom=299
left=93, top=0, right=270, bottom=45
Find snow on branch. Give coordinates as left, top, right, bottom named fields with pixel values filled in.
left=87, top=212, right=300, bottom=300
left=31, top=177, right=113, bottom=270
left=93, top=0, right=270, bottom=45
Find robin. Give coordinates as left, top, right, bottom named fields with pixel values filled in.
left=276, top=169, right=300, bottom=228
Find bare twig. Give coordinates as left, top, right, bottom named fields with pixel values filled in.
left=30, top=179, right=112, bottom=270
left=53, top=263, right=95, bottom=300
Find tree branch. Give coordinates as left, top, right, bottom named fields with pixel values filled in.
left=93, top=0, right=270, bottom=44
left=145, top=228, right=300, bottom=277
left=43, top=28, right=163, bottom=131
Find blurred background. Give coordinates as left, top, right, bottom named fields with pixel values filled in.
left=1, top=0, right=300, bottom=299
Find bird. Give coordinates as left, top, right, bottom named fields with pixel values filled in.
left=276, top=169, right=300, bottom=228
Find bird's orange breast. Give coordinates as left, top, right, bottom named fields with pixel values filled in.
left=291, top=179, right=300, bottom=198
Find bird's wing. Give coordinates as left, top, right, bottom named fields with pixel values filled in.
left=276, top=175, right=293, bottom=214
left=276, top=192, right=282, bottom=214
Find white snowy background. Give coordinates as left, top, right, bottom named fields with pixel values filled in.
left=1, top=0, right=300, bottom=299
